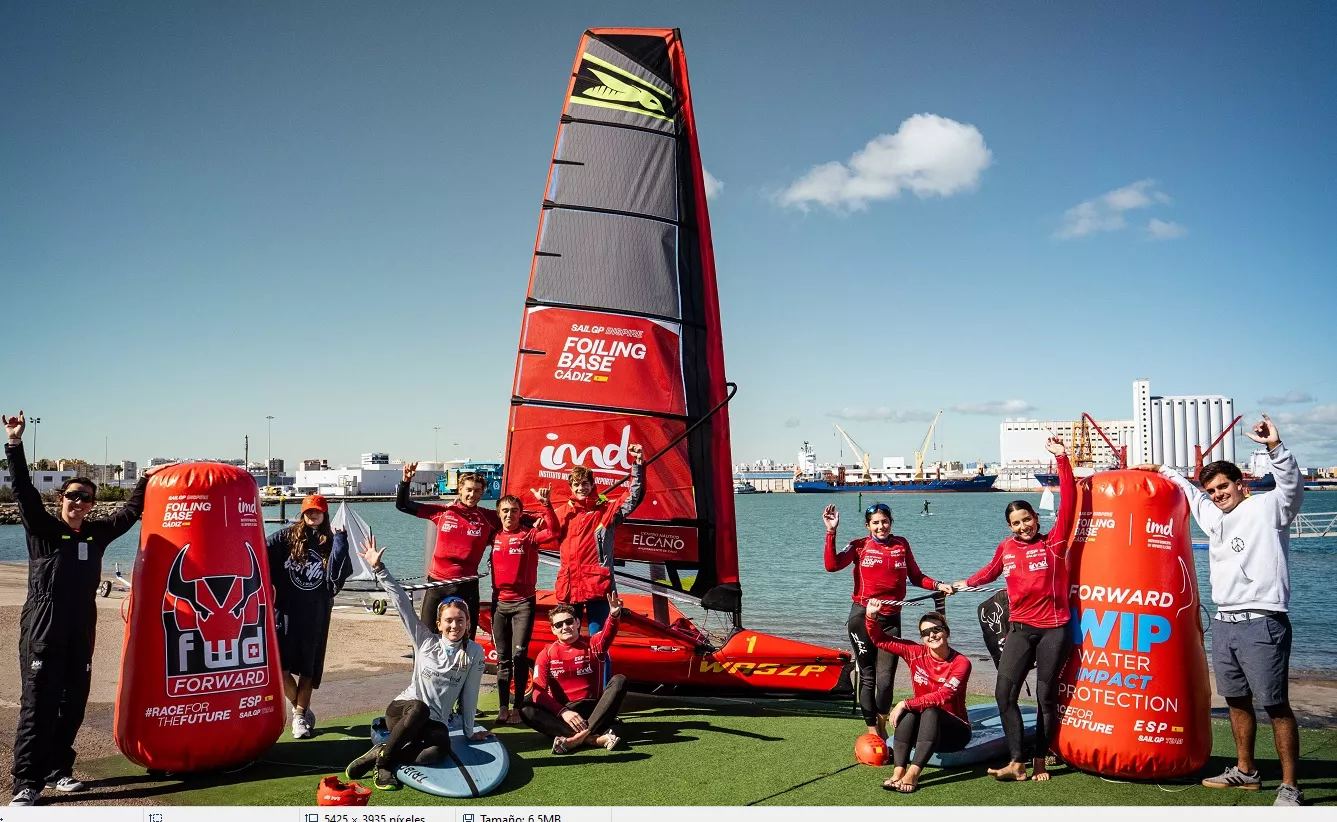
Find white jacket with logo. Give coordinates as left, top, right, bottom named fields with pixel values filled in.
left=1160, top=444, right=1303, bottom=613
left=376, top=565, right=484, bottom=725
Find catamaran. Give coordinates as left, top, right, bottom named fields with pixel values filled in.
left=477, top=28, right=851, bottom=697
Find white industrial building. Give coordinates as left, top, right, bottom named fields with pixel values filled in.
left=1, top=468, right=78, bottom=493
left=294, top=455, right=444, bottom=496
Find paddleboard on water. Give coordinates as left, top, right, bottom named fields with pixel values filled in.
left=923, top=703, right=1038, bottom=767
left=370, top=715, right=509, bottom=798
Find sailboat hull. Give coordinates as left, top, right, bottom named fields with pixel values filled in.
left=478, top=592, right=852, bottom=697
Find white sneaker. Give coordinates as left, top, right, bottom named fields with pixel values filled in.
left=46, top=776, right=85, bottom=792
left=9, top=788, right=39, bottom=806
left=291, top=711, right=311, bottom=739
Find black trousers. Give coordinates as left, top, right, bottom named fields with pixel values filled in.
left=892, top=706, right=972, bottom=769
left=420, top=578, right=480, bottom=641
left=11, top=632, right=92, bottom=794
left=520, top=674, right=628, bottom=739
left=379, top=699, right=452, bottom=769
left=996, top=621, right=1069, bottom=762
left=490, top=597, right=535, bottom=712
left=847, top=604, right=901, bottom=726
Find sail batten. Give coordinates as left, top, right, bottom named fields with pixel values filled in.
left=503, top=29, right=739, bottom=611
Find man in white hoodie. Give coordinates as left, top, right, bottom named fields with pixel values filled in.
left=1135, top=414, right=1304, bottom=806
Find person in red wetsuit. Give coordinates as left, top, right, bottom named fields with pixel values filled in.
left=489, top=487, right=557, bottom=725
left=396, top=463, right=500, bottom=640
left=549, top=444, right=644, bottom=640
left=520, top=593, right=628, bottom=754
left=953, top=436, right=1074, bottom=782
left=824, top=502, right=954, bottom=738
left=865, top=601, right=972, bottom=793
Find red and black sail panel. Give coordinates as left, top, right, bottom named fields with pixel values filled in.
left=503, top=29, right=740, bottom=612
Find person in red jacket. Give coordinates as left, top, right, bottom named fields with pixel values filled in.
left=396, top=463, right=500, bottom=640
left=865, top=602, right=973, bottom=793
left=489, top=488, right=557, bottom=724
left=520, top=593, right=627, bottom=754
left=953, top=437, right=1074, bottom=782
left=549, top=444, right=644, bottom=640
left=823, top=502, right=954, bottom=738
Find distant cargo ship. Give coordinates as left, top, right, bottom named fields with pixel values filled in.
left=793, top=474, right=997, bottom=493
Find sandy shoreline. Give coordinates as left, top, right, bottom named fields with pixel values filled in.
left=0, top=561, right=1333, bottom=801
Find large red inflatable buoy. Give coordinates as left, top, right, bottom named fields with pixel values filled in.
left=1055, top=470, right=1211, bottom=779
left=114, top=463, right=285, bottom=771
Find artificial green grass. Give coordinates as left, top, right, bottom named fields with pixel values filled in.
left=77, top=692, right=1336, bottom=806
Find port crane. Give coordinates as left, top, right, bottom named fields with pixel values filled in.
left=913, top=410, right=944, bottom=480
left=833, top=424, right=872, bottom=482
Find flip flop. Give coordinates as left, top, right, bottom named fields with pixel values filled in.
left=881, top=778, right=903, bottom=791
left=896, top=781, right=918, bottom=794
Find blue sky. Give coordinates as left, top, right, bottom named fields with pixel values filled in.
left=3, top=2, right=1335, bottom=469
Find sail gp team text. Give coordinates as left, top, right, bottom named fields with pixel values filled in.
left=554, top=326, right=646, bottom=381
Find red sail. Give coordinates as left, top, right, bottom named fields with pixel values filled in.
left=503, top=29, right=739, bottom=609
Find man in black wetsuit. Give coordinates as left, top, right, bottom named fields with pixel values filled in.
left=3, top=411, right=166, bottom=806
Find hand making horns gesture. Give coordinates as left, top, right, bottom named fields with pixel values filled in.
left=402, top=462, right=418, bottom=483
left=2, top=411, right=24, bottom=441
left=531, top=484, right=552, bottom=505
left=628, top=444, right=645, bottom=465
left=1244, top=414, right=1281, bottom=450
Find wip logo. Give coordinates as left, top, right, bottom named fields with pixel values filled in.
left=162, top=543, right=269, bottom=697
left=571, top=53, right=672, bottom=121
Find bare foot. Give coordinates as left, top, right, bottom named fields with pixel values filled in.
left=988, top=761, right=1028, bottom=781
left=565, top=729, right=590, bottom=747
left=1031, top=758, right=1050, bottom=781
left=507, top=712, right=524, bottom=725
left=497, top=708, right=510, bottom=724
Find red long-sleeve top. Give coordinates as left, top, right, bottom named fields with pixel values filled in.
left=966, top=454, right=1076, bottom=628
left=531, top=614, right=620, bottom=714
left=824, top=532, right=938, bottom=615
left=489, top=501, right=556, bottom=602
left=398, top=483, right=501, bottom=581
left=868, top=617, right=972, bottom=725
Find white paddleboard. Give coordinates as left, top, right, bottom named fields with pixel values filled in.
left=924, top=703, right=1038, bottom=767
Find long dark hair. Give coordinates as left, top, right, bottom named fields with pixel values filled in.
left=287, top=515, right=333, bottom=565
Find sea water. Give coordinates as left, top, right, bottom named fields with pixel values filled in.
left=3, top=490, right=1334, bottom=673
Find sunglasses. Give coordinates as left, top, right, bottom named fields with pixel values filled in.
left=920, top=626, right=947, bottom=638
left=551, top=617, right=577, bottom=629
left=63, top=490, right=93, bottom=504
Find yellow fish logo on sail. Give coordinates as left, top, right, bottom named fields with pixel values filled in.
left=583, top=68, right=665, bottom=114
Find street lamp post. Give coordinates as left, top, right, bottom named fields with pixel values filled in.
left=433, top=427, right=441, bottom=462
left=31, top=417, right=40, bottom=469
left=266, top=415, right=274, bottom=489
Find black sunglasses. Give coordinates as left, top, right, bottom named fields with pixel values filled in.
left=551, top=617, right=577, bottom=629
left=63, top=490, right=93, bottom=503
left=920, top=626, right=947, bottom=638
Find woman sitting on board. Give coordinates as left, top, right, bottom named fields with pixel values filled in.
left=865, top=601, right=972, bottom=793
left=823, top=502, right=955, bottom=739
left=521, top=594, right=627, bottom=754
left=489, top=488, right=558, bottom=724
left=345, top=536, right=490, bottom=791
left=263, top=494, right=352, bottom=739
left=952, top=436, right=1075, bottom=782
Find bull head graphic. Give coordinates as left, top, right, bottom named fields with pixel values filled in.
left=164, top=542, right=264, bottom=648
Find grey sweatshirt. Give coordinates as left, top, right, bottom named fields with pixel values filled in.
left=1160, top=444, right=1304, bottom=613
left=375, top=564, right=484, bottom=725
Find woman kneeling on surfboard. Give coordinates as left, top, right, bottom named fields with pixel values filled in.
left=953, top=437, right=1074, bottom=783
left=865, top=602, right=972, bottom=793
left=823, top=503, right=954, bottom=739
left=345, top=537, right=490, bottom=791
left=521, top=594, right=627, bottom=754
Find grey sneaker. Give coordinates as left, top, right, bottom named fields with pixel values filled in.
left=291, top=710, right=311, bottom=740
left=9, top=788, right=39, bottom=806
left=1274, top=784, right=1304, bottom=806
left=46, top=776, right=85, bottom=792
left=1201, top=765, right=1262, bottom=790
left=304, top=708, right=316, bottom=733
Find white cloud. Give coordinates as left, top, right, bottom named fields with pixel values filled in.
left=703, top=168, right=723, bottom=200
left=1056, top=179, right=1178, bottom=239
left=1259, top=390, right=1314, bottom=406
left=1147, top=218, right=1187, bottom=240
left=783, top=417, right=801, bottom=428
left=827, top=407, right=937, bottom=423
left=778, top=114, right=992, bottom=211
left=1272, top=404, right=1337, bottom=464
left=953, top=400, right=1034, bottom=415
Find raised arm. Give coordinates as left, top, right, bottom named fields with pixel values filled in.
left=610, top=446, right=646, bottom=527
left=363, top=538, right=433, bottom=649
left=1047, top=452, right=1077, bottom=558
left=822, top=505, right=854, bottom=571
left=865, top=608, right=921, bottom=659
left=2, top=436, right=57, bottom=536
left=591, top=593, right=622, bottom=657
left=94, top=473, right=151, bottom=542
left=1245, top=416, right=1304, bottom=528
left=1158, top=466, right=1222, bottom=534
left=395, top=463, right=425, bottom=517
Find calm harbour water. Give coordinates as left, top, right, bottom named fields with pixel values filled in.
left=3, top=490, right=1335, bottom=673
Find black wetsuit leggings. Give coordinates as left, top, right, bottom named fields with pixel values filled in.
left=490, top=597, right=535, bottom=712
left=847, top=604, right=901, bottom=727
left=379, top=699, right=452, bottom=769
left=996, top=621, right=1069, bottom=762
left=892, top=706, right=972, bottom=769
left=420, top=578, right=480, bottom=641
left=520, top=674, right=628, bottom=739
